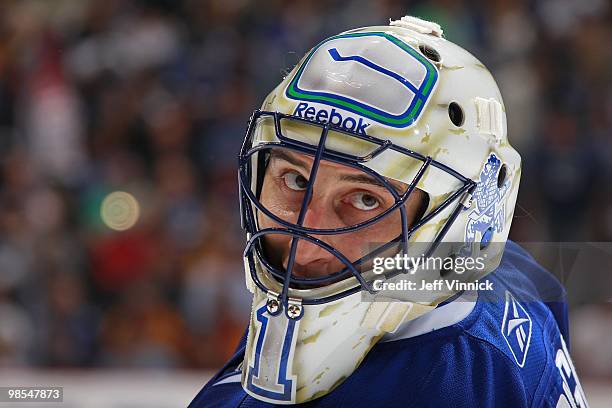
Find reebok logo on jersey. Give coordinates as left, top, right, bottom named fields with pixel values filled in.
left=501, top=291, right=532, bottom=367
left=294, top=103, right=371, bottom=135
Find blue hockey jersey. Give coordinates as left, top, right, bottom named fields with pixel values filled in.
left=189, top=241, right=588, bottom=407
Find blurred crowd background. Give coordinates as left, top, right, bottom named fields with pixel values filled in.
left=0, top=0, right=611, bottom=384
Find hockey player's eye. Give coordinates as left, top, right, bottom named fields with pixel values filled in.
left=283, top=172, right=308, bottom=191
left=348, top=192, right=380, bottom=211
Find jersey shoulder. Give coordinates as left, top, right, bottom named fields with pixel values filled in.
left=459, top=241, right=586, bottom=407
left=366, top=241, right=587, bottom=407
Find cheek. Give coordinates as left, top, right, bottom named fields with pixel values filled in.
left=256, top=203, right=286, bottom=265
left=258, top=231, right=288, bottom=268
left=332, top=219, right=401, bottom=263
left=343, top=214, right=402, bottom=251
left=327, top=224, right=393, bottom=263
left=364, top=211, right=403, bottom=239
left=332, top=234, right=366, bottom=262
left=257, top=207, right=274, bottom=229
left=255, top=180, right=285, bottom=265
left=258, top=176, right=301, bottom=224
left=257, top=177, right=279, bottom=228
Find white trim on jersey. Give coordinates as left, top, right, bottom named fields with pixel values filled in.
left=381, top=291, right=478, bottom=342
left=213, top=372, right=242, bottom=387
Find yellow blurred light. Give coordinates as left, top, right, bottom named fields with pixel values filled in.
left=100, top=191, right=140, bottom=231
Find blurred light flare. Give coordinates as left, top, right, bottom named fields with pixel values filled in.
left=100, top=191, right=140, bottom=231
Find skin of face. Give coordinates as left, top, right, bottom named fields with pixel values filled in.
left=257, top=149, right=426, bottom=280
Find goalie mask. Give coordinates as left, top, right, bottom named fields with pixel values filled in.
left=238, top=16, right=521, bottom=404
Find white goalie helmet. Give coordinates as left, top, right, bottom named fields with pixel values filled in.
left=237, top=16, right=521, bottom=404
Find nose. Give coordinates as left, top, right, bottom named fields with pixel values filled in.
left=285, top=206, right=337, bottom=275
left=292, top=238, right=329, bottom=267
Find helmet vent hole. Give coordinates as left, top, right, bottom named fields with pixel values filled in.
left=419, top=44, right=441, bottom=63
left=448, top=102, right=464, bottom=127
left=497, top=164, right=507, bottom=188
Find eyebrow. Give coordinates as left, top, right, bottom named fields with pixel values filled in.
left=269, top=150, right=407, bottom=193
left=269, top=150, right=309, bottom=170
left=339, top=174, right=406, bottom=193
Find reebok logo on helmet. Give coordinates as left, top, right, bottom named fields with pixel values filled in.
left=293, top=102, right=371, bottom=134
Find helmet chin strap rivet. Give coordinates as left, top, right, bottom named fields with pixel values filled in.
left=266, top=298, right=281, bottom=315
